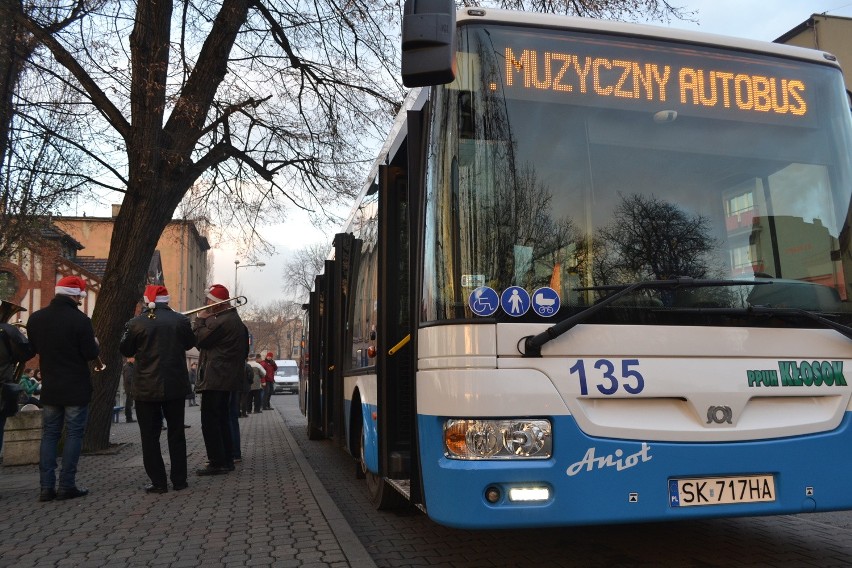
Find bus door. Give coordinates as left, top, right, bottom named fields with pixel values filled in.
left=378, top=159, right=420, bottom=502
left=306, top=278, right=325, bottom=440
left=331, top=232, right=359, bottom=449
left=299, top=296, right=313, bottom=418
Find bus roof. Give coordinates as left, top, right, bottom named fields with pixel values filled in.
left=457, top=8, right=841, bottom=68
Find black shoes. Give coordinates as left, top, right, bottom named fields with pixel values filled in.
left=56, top=487, right=89, bottom=500
left=126, top=418, right=135, bottom=423
left=173, top=482, right=189, bottom=491
left=38, top=488, right=56, bottom=502
left=196, top=465, right=230, bottom=476
left=145, top=484, right=168, bottom=494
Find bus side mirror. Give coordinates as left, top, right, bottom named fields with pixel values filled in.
left=401, top=0, right=456, bottom=87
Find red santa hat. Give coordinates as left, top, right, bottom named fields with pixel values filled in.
left=55, top=275, right=87, bottom=297
left=143, top=285, right=170, bottom=309
left=206, top=284, right=230, bottom=302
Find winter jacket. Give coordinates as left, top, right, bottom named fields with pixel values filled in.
left=248, top=361, right=265, bottom=390
left=26, top=295, right=100, bottom=406
left=194, top=309, right=249, bottom=392
left=119, top=303, right=196, bottom=401
left=260, top=358, right=277, bottom=385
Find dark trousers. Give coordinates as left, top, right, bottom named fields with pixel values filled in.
left=135, top=398, right=187, bottom=487
left=263, top=383, right=273, bottom=408
left=200, top=390, right=233, bottom=468
left=125, top=393, right=133, bottom=420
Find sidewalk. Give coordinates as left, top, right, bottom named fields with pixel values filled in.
left=0, top=395, right=376, bottom=568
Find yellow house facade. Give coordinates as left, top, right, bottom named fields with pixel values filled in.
left=55, top=205, right=210, bottom=313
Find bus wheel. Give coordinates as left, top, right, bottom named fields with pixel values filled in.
left=358, top=419, right=406, bottom=510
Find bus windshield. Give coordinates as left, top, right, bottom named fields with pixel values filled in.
left=422, top=23, right=852, bottom=325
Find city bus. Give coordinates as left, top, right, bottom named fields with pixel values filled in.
left=301, top=3, right=852, bottom=529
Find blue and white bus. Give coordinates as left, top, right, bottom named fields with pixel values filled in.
left=301, top=4, right=852, bottom=529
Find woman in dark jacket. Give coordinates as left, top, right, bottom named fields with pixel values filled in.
left=119, top=285, right=196, bottom=493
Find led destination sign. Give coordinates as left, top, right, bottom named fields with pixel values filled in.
left=472, top=28, right=823, bottom=125
left=503, top=49, right=807, bottom=117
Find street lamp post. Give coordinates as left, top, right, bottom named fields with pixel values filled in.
left=234, top=259, right=266, bottom=297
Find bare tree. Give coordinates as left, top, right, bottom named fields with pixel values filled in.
left=6, top=0, right=402, bottom=449
left=0, top=2, right=93, bottom=263
left=244, top=298, right=303, bottom=358
left=283, top=242, right=328, bottom=302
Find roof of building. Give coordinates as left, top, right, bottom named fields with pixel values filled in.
left=75, top=256, right=108, bottom=278
left=775, top=13, right=852, bottom=44
left=40, top=224, right=84, bottom=251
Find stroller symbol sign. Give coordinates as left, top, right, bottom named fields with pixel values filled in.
left=532, top=287, right=560, bottom=317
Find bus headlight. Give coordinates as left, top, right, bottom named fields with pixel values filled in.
left=444, top=419, right=552, bottom=459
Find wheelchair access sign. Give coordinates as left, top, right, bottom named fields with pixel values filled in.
left=469, top=286, right=499, bottom=317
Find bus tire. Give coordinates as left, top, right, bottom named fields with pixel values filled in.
left=357, top=410, right=407, bottom=510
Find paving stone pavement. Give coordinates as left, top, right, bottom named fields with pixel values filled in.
left=0, top=395, right=376, bottom=568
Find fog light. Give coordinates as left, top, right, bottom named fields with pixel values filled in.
left=507, top=486, right=550, bottom=502
left=485, top=486, right=501, bottom=503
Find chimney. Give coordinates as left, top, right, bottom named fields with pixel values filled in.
left=111, top=204, right=121, bottom=218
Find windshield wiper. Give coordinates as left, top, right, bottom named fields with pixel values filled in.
left=659, top=305, right=852, bottom=343
left=521, top=277, right=771, bottom=357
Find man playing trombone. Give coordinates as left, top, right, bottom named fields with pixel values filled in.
left=192, top=284, right=249, bottom=476
left=120, top=285, right=196, bottom=493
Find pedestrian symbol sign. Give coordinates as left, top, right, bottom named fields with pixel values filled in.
left=469, top=286, right=499, bottom=317
left=531, top=287, right=560, bottom=317
left=501, top=286, right=530, bottom=317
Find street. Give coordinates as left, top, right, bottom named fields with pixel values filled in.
left=279, top=395, right=852, bottom=567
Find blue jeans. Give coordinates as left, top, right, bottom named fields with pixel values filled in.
left=40, top=404, right=89, bottom=490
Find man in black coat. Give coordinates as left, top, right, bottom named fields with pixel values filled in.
left=119, top=285, right=196, bottom=493
left=26, top=275, right=100, bottom=502
left=193, top=284, right=249, bottom=476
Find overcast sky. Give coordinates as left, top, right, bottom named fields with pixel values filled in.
left=214, top=0, right=852, bottom=306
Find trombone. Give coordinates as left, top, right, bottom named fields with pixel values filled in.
left=181, top=296, right=248, bottom=317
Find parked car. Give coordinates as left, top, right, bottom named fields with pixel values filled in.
left=273, top=359, right=299, bottom=394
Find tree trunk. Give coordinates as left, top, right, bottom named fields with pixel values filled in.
left=82, top=184, right=185, bottom=451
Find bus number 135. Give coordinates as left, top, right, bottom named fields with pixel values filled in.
left=570, top=359, right=645, bottom=395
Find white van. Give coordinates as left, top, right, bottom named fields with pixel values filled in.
left=273, top=359, right=299, bottom=394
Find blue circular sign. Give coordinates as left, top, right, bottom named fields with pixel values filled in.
left=468, top=286, right=499, bottom=317
left=531, top=287, right=561, bottom=317
left=501, top=286, right=530, bottom=317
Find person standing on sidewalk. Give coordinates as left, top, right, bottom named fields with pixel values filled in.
left=247, top=355, right=265, bottom=414
left=193, top=284, right=249, bottom=476
left=187, top=362, right=198, bottom=407
left=26, top=275, right=100, bottom=502
left=120, top=285, right=196, bottom=493
left=122, top=357, right=136, bottom=423
left=260, top=352, right=277, bottom=410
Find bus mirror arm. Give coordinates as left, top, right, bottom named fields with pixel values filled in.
left=521, top=278, right=775, bottom=358
left=522, top=281, right=648, bottom=357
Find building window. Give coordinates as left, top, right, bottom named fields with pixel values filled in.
left=0, top=271, right=19, bottom=301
